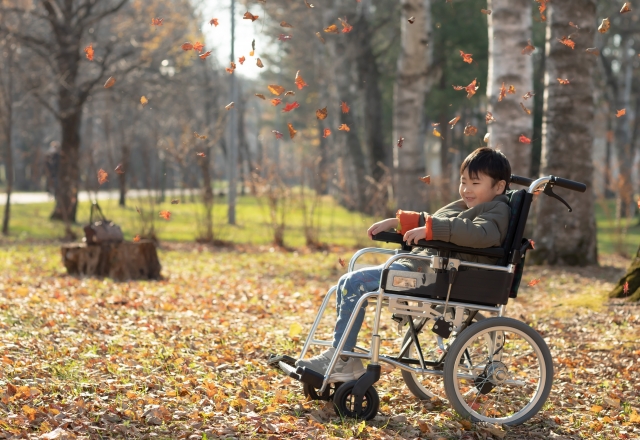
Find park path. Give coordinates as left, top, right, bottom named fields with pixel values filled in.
left=0, top=188, right=202, bottom=205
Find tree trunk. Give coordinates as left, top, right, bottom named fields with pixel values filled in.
left=486, top=0, right=534, bottom=176
left=118, top=144, right=129, bottom=207
left=50, top=109, right=81, bottom=229
left=393, top=0, right=431, bottom=211
left=610, top=243, right=640, bottom=301
left=530, top=0, right=598, bottom=266
left=1, top=41, right=14, bottom=236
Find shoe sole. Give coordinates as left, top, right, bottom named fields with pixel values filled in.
left=329, top=368, right=366, bottom=383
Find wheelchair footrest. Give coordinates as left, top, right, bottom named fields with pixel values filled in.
left=278, top=361, right=302, bottom=381
left=294, top=366, right=324, bottom=389
left=267, top=354, right=296, bottom=368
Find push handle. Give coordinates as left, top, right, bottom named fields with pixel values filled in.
left=510, top=174, right=534, bottom=187
left=552, top=176, right=587, bottom=193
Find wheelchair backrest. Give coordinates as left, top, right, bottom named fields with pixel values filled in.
left=498, top=189, right=527, bottom=266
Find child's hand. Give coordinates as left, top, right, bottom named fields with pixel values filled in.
left=403, top=226, right=427, bottom=245
left=367, top=218, right=399, bottom=240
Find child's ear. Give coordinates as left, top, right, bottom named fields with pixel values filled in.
left=496, top=179, right=506, bottom=194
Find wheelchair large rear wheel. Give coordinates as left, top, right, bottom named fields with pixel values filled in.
left=443, top=317, right=553, bottom=426
left=401, top=307, right=485, bottom=401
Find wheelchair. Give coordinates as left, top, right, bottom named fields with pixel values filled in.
left=268, top=174, right=587, bottom=425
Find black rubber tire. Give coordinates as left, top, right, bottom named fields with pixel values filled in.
left=333, top=380, right=380, bottom=421
left=443, top=317, right=554, bottom=426
left=401, top=309, right=485, bottom=401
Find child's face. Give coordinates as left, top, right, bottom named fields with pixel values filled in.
left=459, top=169, right=506, bottom=209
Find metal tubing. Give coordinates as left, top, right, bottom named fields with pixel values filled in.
left=527, top=176, right=551, bottom=194
left=370, top=335, right=381, bottom=364
left=385, top=292, right=503, bottom=314
left=299, top=285, right=337, bottom=360
left=379, top=252, right=513, bottom=273
left=348, top=247, right=399, bottom=272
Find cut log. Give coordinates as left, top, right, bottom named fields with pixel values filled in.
left=610, top=243, right=640, bottom=301
left=61, top=240, right=161, bottom=281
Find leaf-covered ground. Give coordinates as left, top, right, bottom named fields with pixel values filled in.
left=0, top=244, right=639, bottom=439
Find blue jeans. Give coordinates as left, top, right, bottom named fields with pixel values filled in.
left=333, top=262, right=411, bottom=351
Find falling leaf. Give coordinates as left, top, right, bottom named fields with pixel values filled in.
left=408, top=16, right=415, bottom=23
left=499, top=82, right=507, bottom=102
left=104, top=77, right=116, bottom=88
left=598, top=18, right=610, bottom=33
left=419, top=175, right=431, bottom=184
left=323, top=128, right=331, bottom=138
left=196, top=152, right=206, bottom=157
left=243, top=11, right=259, bottom=21
left=304, top=0, right=314, bottom=8
left=523, top=91, right=535, bottom=100
left=84, top=44, right=94, bottom=61
left=133, top=234, right=140, bottom=242
left=210, top=18, right=219, bottom=26
left=433, top=128, right=442, bottom=137
left=282, top=101, right=300, bottom=112
left=295, top=71, right=308, bottom=89
left=193, top=42, right=204, bottom=53
left=341, top=101, right=350, bottom=113
left=315, top=32, right=325, bottom=43
left=459, top=50, right=473, bottom=63
left=280, top=21, right=293, bottom=27
left=272, top=130, right=283, bottom=140
left=432, top=122, right=440, bottom=127
left=140, top=96, right=148, bottom=106
left=338, top=124, right=350, bottom=132
left=256, top=58, right=264, bottom=68
left=271, top=98, right=282, bottom=106
left=287, top=123, right=297, bottom=139
left=97, top=169, right=108, bottom=185
left=181, top=42, right=193, bottom=51
left=569, top=21, right=580, bottom=29
left=289, top=322, right=303, bottom=338
left=278, top=34, right=293, bottom=41
left=481, top=9, right=492, bottom=15
left=452, top=79, right=479, bottom=99
left=397, top=137, right=405, bottom=148
left=586, top=47, right=600, bottom=56
left=338, top=258, right=346, bottom=268
left=520, top=102, right=532, bottom=115
left=448, top=116, right=461, bottom=128
left=620, top=2, right=631, bottom=14
left=529, top=240, right=535, bottom=249
left=255, top=93, right=266, bottom=100
left=528, top=278, right=541, bottom=287
left=463, top=124, right=478, bottom=136
left=194, top=132, right=207, bottom=140
left=199, top=51, right=212, bottom=59
left=171, top=199, right=180, bottom=205
left=225, top=102, right=235, bottom=110
left=338, top=17, right=353, bottom=33
left=522, top=39, right=535, bottom=55
left=484, top=133, right=490, bottom=143
left=623, top=281, right=629, bottom=295
left=159, top=210, right=171, bottom=220
left=151, top=18, right=163, bottom=26
left=519, top=134, right=532, bottom=144
left=558, top=36, right=576, bottom=49
left=268, top=85, right=286, bottom=96
left=135, top=206, right=141, bottom=214
left=324, top=24, right=339, bottom=34
left=114, top=163, right=124, bottom=174
left=616, top=109, right=626, bottom=117
left=486, top=111, right=496, bottom=124
left=557, top=78, right=570, bottom=85
left=284, top=90, right=295, bottom=96
left=508, top=85, right=516, bottom=94
left=238, top=56, right=245, bottom=65
left=316, top=107, right=328, bottom=120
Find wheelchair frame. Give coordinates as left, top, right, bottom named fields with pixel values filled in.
left=272, top=175, right=586, bottom=424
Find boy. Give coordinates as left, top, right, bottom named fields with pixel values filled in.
left=296, top=147, right=512, bottom=381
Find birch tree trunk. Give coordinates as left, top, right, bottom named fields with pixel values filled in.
left=530, top=0, right=598, bottom=266
left=393, top=0, right=431, bottom=211
left=1, top=37, right=13, bottom=236
left=486, top=0, right=534, bottom=176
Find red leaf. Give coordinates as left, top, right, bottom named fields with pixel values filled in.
left=419, top=175, right=431, bottom=184
left=530, top=239, right=535, bottom=249
left=243, top=12, right=259, bottom=22
left=453, top=79, right=478, bottom=99
left=282, top=101, right=300, bottom=112
left=623, top=281, right=629, bottom=295
left=84, top=44, right=94, bottom=61
left=196, top=152, right=206, bottom=157
left=133, top=234, right=141, bottom=242
left=620, top=2, right=631, bottom=14
left=323, top=128, right=331, bottom=138
left=522, top=39, right=535, bottom=55
left=210, top=18, right=219, bottom=26
left=338, top=258, right=346, bottom=268
left=199, top=51, right=212, bottom=60
left=151, top=18, right=163, bottom=26
left=159, top=210, right=171, bottom=220
left=181, top=42, right=193, bottom=51
left=557, top=78, right=570, bottom=85
left=114, top=163, right=125, bottom=174
left=272, top=130, right=283, bottom=140
left=338, top=17, right=353, bottom=33
left=397, top=137, right=405, bottom=148
left=278, top=34, right=292, bottom=41
left=519, top=135, right=532, bottom=144
left=341, top=101, right=350, bottom=113
left=499, top=82, right=507, bottom=102
left=528, top=278, right=541, bottom=287
left=238, top=56, right=245, bottom=65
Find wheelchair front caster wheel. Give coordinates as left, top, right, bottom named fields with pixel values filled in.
left=333, top=380, right=380, bottom=421
left=303, top=382, right=343, bottom=401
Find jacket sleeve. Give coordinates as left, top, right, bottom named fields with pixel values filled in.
left=428, top=203, right=510, bottom=248
left=395, top=210, right=421, bottom=234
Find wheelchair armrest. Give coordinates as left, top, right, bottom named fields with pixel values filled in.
left=371, top=231, right=505, bottom=259
left=347, top=247, right=407, bottom=272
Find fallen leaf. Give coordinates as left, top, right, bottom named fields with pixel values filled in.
left=557, top=78, right=570, bottom=85
left=181, top=42, right=193, bottom=51
left=210, top=18, right=219, bottom=26
left=397, top=137, right=405, bottom=148
left=519, top=134, right=532, bottom=144
left=159, top=210, right=171, bottom=220
left=522, top=39, right=535, bottom=55
left=287, top=123, right=297, bottom=139
left=271, top=98, right=282, bottom=106
left=97, top=169, right=108, bottom=185
left=463, top=124, right=478, bottom=136
left=459, top=50, right=473, bottom=63
left=84, top=44, right=94, bottom=61
left=140, top=96, right=148, bottom=106
left=341, top=101, right=350, bottom=113
left=408, top=16, right=415, bottom=23
left=295, top=70, right=308, bottom=89
left=255, top=93, right=266, bottom=100
left=322, top=128, right=331, bottom=138
left=282, top=101, right=300, bottom=112
left=324, top=24, right=339, bottom=34
left=268, top=85, right=286, bottom=96
left=243, top=11, right=259, bottom=22
left=598, top=18, right=610, bottom=33
left=151, top=17, right=163, bottom=26
left=520, top=102, right=532, bottom=115
left=530, top=239, right=536, bottom=249
left=591, top=405, right=604, bottom=413
left=617, top=109, right=626, bottom=117
left=114, top=163, right=124, bottom=174
left=419, top=175, right=431, bottom=184
left=481, top=9, right=492, bottom=15
left=280, top=21, right=293, bottom=27
left=272, top=130, right=283, bottom=140
left=104, top=76, right=116, bottom=88
left=225, top=102, right=235, bottom=110
left=338, top=123, right=350, bottom=132
left=449, top=116, right=461, bottom=128
left=316, top=108, right=328, bottom=120
left=620, top=3, right=631, bottom=14
left=569, top=21, right=580, bottom=28
left=256, top=58, right=264, bottom=68
left=558, top=36, right=576, bottom=49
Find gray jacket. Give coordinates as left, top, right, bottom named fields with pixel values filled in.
left=396, top=194, right=510, bottom=272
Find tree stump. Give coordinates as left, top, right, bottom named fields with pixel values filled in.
left=610, top=244, right=640, bottom=301
left=61, top=240, right=162, bottom=281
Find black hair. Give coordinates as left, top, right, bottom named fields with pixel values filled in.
left=459, top=147, right=511, bottom=194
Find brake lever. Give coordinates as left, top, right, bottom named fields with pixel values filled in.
left=543, top=182, right=573, bottom=212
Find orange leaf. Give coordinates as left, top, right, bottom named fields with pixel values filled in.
left=282, top=101, right=300, bottom=112
left=193, top=42, right=204, bottom=53
left=114, top=163, right=124, bottom=174
left=322, top=128, right=331, bottom=138
left=420, top=175, right=431, bottom=184
left=196, top=152, right=206, bottom=157
left=159, top=210, right=171, bottom=220
left=316, top=107, right=328, bottom=120
left=243, top=11, right=259, bottom=22
left=133, top=234, right=140, bottom=242
left=590, top=405, right=603, bottom=413
left=616, top=109, right=626, bottom=117
left=97, top=169, right=108, bottom=185
left=338, top=123, right=350, bottom=132
left=295, top=70, right=308, bottom=89
left=199, top=51, right=212, bottom=60
left=530, top=239, right=536, bottom=249
left=338, top=258, right=346, bottom=268
left=480, top=9, right=492, bottom=15
left=463, top=124, right=478, bottom=136
left=520, top=102, right=532, bottom=115
left=519, top=134, right=532, bottom=144
left=623, top=281, right=629, bottom=295
left=324, top=24, right=339, bottom=34
left=268, top=85, right=286, bottom=96
left=557, top=78, right=570, bottom=85
left=181, top=42, right=193, bottom=51
left=527, top=278, right=541, bottom=287
left=84, top=44, right=94, bottom=61
left=448, top=116, right=461, bottom=128
left=338, top=17, right=353, bottom=33
left=255, top=93, right=266, bottom=100
left=557, top=36, right=576, bottom=49
left=522, top=39, right=535, bottom=55
left=140, top=96, right=148, bottom=106
left=397, top=137, right=405, bottom=148
left=508, top=85, right=516, bottom=94
left=620, top=2, right=631, bottom=14
left=238, top=56, right=245, bottom=65
left=522, top=91, right=535, bottom=100
left=459, top=50, right=473, bottom=64
left=272, top=130, right=283, bottom=140
left=210, top=18, right=219, bottom=26
left=287, top=123, right=297, bottom=139
left=499, top=82, right=507, bottom=102
left=433, top=128, right=442, bottom=137
left=151, top=18, right=163, bottom=26
left=341, top=101, right=350, bottom=113
left=452, top=78, right=478, bottom=99
left=104, top=76, right=116, bottom=88
left=598, top=18, right=610, bottom=33
left=256, top=58, right=264, bottom=68
left=271, top=98, right=282, bottom=106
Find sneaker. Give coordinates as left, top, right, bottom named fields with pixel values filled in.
left=296, top=347, right=366, bottom=382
